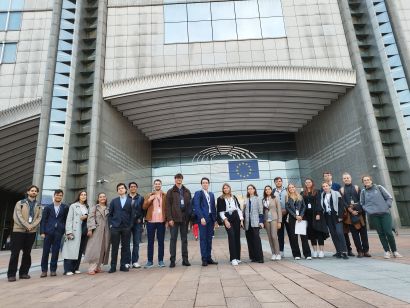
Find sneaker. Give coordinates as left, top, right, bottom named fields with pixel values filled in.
left=393, top=251, right=403, bottom=258
left=236, top=259, right=242, bottom=264
left=312, top=251, right=318, bottom=258
left=231, top=259, right=239, bottom=266
left=40, top=272, right=47, bottom=278
left=65, top=272, right=74, bottom=276
left=318, top=251, right=325, bottom=258
left=384, top=251, right=391, bottom=259
left=271, top=255, right=276, bottom=260
left=125, top=264, right=131, bottom=269
left=8, top=277, right=16, bottom=282
left=294, top=257, right=301, bottom=260
left=74, top=270, right=81, bottom=274
left=158, top=261, right=166, bottom=267
left=275, top=254, right=281, bottom=261
left=132, top=262, right=141, bottom=268
left=280, top=251, right=284, bottom=257
left=306, top=256, right=312, bottom=260
left=144, top=261, right=153, bottom=268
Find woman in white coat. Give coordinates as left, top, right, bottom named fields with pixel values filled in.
left=62, top=190, right=88, bottom=275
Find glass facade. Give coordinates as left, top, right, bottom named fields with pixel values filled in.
left=152, top=132, right=301, bottom=201
left=0, top=42, right=17, bottom=63
left=164, top=0, right=285, bottom=44
left=0, top=0, right=23, bottom=31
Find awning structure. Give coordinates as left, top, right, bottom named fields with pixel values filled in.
left=103, top=66, right=356, bottom=140
left=0, top=99, right=41, bottom=194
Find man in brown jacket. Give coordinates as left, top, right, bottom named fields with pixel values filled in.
left=7, top=185, right=42, bottom=282
left=166, top=173, right=192, bottom=268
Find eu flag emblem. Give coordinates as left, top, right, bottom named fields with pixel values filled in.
left=228, top=160, right=260, bottom=180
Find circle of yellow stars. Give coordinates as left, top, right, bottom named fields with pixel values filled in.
left=235, top=162, right=254, bottom=178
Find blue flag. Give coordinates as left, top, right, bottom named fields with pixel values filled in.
left=228, top=160, right=260, bottom=180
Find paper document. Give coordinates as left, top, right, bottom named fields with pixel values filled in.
left=295, top=220, right=307, bottom=235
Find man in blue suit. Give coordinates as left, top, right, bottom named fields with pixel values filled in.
left=192, top=177, right=218, bottom=266
left=40, top=189, right=68, bottom=277
left=108, top=183, right=135, bottom=273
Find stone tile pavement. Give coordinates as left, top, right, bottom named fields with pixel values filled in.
left=0, top=228, right=409, bottom=308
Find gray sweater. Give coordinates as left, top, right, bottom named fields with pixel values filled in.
left=360, top=185, right=392, bottom=215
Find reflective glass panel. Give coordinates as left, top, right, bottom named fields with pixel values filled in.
left=42, top=175, right=61, bottom=190
left=60, top=19, right=74, bottom=30
left=388, top=55, right=401, bottom=67
left=62, top=0, right=76, bottom=9
left=54, top=73, right=69, bottom=85
left=385, top=44, right=398, bottom=56
left=50, top=109, right=67, bottom=122
left=7, top=12, right=21, bottom=30
left=48, top=122, right=65, bottom=135
left=400, top=104, right=410, bottom=116
left=261, top=17, right=285, bottom=38
left=377, top=12, right=389, bottom=23
left=47, top=135, right=64, bottom=148
left=56, top=50, right=71, bottom=62
left=383, top=33, right=395, bottom=45
left=0, top=0, right=9, bottom=11
left=394, top=78, right=409, bottom=91
left=2, top=42, right=16, bottom=63
left=187, top=3, right=210, bottom=21
left=44, top=162, right=62, bottom=176
left=56, top=62, right=71, bottom=73
left=53, top=85, right=69, bottom=97
left=258, top=0, right=283, bottom=17
left=51, top=97, right=67, bottom=108
left=59, top=29, right=74, bottom=40
left=212, top=19, right=237, bottom=41
left=61, top=8, right=75, bottom=19
left=0, top=12, right=6, bottom=30
left=374, top=2, right=386, bottom=13
left=236, top=18, right=261, bottom=40
left=404, top=116, right=410, bottom=127
left=235, top=0, right=259, bottom=19
left=164, top=4, right=187, bottom=22
left=398, top=90, right=410, bottom=103
left=211, top=1, right=235, bottom=19
left=41, top=190, right=54, bottom=204
left=10, top=0, right=24, bottom=10
left=390, top=66, right=405, bottom=80
left=58, top=40, right=73, bottom=51
left=164, top=22, right=188, bottom=43
left=188, top=21, right=212, bottom=42
left=379, top=22, right=392, bottom=34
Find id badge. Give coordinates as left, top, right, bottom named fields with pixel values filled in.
left=180, top=199, right=185, bottom=206
left=295, top=210, right=300, bottom=216
left=157, top=208, right=161, bottom=214
left=28, top=216, right=33, bottom=224
left=308, top=203, right=312, bottom=209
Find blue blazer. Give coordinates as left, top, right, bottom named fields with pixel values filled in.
left=40, top=203, right=68, bottom=235
left=193, top=190, right=216, bottom=223
left=108, top=196, right=134, bottom=229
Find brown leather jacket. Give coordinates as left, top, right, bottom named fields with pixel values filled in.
left=143, top=191, right=167, bottom=222
left=166, top=185, right=192, bottom=223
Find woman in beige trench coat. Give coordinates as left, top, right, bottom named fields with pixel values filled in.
left=84, top=192, right=110, bottom=274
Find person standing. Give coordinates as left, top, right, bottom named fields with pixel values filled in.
left=341, top=173, right=370, bottom=258
left=302, top=179, right=328, bottom=258
left=108, top=183, right=134, bottom=273
left=62, top=190, right=89, bottom=275
left=84, top=192, right=110, bottom=275
left=273, top=177, right=290, bottom=258
left=142, top=179, right=167, bottom=268
left=243, top=184, right=264, bottom=263
left=193, top=177, right=218, bottom=267
left=7, top=185, right=42, bottom=282
left=321, top=182, right=349, bottom=259
left=217, top=183, right=243, bottom=266
left=262, top=185, right=282, bottom=260
left=40, top=189, right=68, bottom=277
left=166, top=173, right=192, bottom=268
left=128, top=182, right=144, bottom=269
left=360, top=175, right=403, bottom=259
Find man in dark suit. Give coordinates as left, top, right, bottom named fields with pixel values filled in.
left=193, top=177, right=218, bottom=266
left=40, top=189, right=68, bottom=277
left=108, top=183, right=134, bottom=273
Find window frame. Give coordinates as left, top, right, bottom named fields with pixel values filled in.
left=0, top=0, right=23, bottom=31
left=0, top=41, right=18, bottom=64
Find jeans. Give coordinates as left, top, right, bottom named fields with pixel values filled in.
left=131, top=223, right=142, bottom=263
left=146, top=222, right=166, bottom=263
left=369, top=213, right=397, bottom=252
left=41, top=232, right=64, bottom=272
left=7, top=232, right=36, bottom=278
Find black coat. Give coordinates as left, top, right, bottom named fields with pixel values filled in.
left=301, top=191, right=328, bottom=236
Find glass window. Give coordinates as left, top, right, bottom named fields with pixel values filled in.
left=211, top=1, right=235, bottom=20
left=236, top=18, right=261, bottom=40
left=54, top=72, right=69, bottom=85
left=188, top=21, right=212, bottom=42
left=47, top=135, right=64, bottom=148
left=0, top=0, right=9, bottom=11
left=377, top=12, right=389, bottom=23
left=235, top=0, right=259, bottom=19
left=385, top=44, right=398, bottom=56
left=59, top=29, right=74, bottom=40
left=53, top=85, right=69, bottom=97
left=7, top=11, right=21, bottom=30
left=0, top=12, right=6, bottom=30
left=48, top=122, right=66, bottom=135
left=212, top=19, right=237, bottom=41
left=394, top=78, right=409, bottom=92
left=164, top=22, right=188, bottom=43
left=10, top=0, right=24, bottom=10
left=261, top=17, right=285, bottom=38
left=374, top=2, right=386, bottom=13
left=388, top=55, right=401, bottom=67
left=258, top=0, right=283, bottom=17
left=50, top=109, right=67, bottom=122
left=400, top=104, right=410, bottom=117
left=62, top=0, right=76, bottom=9
left=61, top=8, right=75, bottom=19
left=187, top=3, right=210, bottom=21
left=58, top=40, right=73, bottom=51
left=51, top=97, right=67, bottom=109
left=398, top=90, right=410, bottom=103
left=383, top=33, right=395, bottom=45
left=42, top=175, right=61, bottom=190
left=164, top=4, right=187, bottom=22
left=44, top=162, right=62, bottom=176
left=2, top=42, right=17, bottom=63
left=60, top=19, right=74, bottom=30
left=390, top=66, right=405, bottom=80
left=56, top=62, right=71, bottom=73
left=379, top=22, right=392, bottom=34
left=56, top=50, right=71, bottom=62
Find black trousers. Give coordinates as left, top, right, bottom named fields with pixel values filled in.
left=344, top=231, right=353, bottom=253
left=310, top=229, right=325, bottom=246
left=224, top=211, right=241, bottom=261
left=245, top=227, right=263, bottom=262
left=349, top=224, right=369, bottom=253
left=7, top=232, right=36, bottom=278
left=74, top=234, right=88, bottom=271
left=288, top=217, right=311, bottom=258
left=110, top=227, right=131, bottom=268
left=169, top=221, right=188, bottom=262
left=278, top=213, right=291, bottom=252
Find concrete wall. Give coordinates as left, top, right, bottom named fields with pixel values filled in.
left=95, top=100, right=151, bottom=200
left=104, top=0, right=352, bottom=82
left=0, top=0, right=53, bottom=111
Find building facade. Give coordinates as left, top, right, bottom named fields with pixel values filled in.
left=1, top=0, right=410, bottom=247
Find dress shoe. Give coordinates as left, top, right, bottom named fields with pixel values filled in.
left=8, top=277, right=16, bottom=282
left=357, top=252, right=364, bottom=258
left=335, top=252, right=342, bottom=259
left=120, top=266, right=129, bottom=272
left=342, top=253, right=349, bottom=260
left=169, top=261, right=176, bottom=268
left=207, top=259, right=218, bottom=265
left=50, top=272, right=57, bottom=276
left=363, top=252, right=372, bottom=257
left=40, top=272, right=47, bottom=278
left=202, top=261, right=208, bottom=266
left=182, top=260, right=191, bottom=266
left=348, top=251, right=355, bottom=257
left=108, top=267, right=116, bottom=273
left=257, top=260, right=264, bottom=263
left=19, top=274, right=31, bottom=279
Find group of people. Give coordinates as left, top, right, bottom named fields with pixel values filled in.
left=6, top=171, right=403, bottom=282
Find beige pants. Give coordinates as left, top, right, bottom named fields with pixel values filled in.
left=265, top=220, right=280, bottom=255
left=88, top=263, right=102, bottom=272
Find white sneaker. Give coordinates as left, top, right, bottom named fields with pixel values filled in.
left=74, top=270, right=81, bottom=274
left=393, top=251, right=403, bottom=258
left=132, top=262, right=141, bottom=268
left=236, top=259, right=242, bottom=264
left=275, top=254, right=281, bottom=260
left=295, top=257, right=301, bottom=260
left=312, top=251, right=318, bottom=258
left=271, top=255, right=276, bottom=260
left=318, top=251, right=325, bottom=258
left=280, top=251, right=284, bottom=257
left=306, top=256, right=312, bottom=260
left=65, top=272, right=74, bottom=276
left=231, top=259, right=239, bottom=266
left=384, top=251, right=391, bottom=259
left=125, top=264, right=131, bottom=269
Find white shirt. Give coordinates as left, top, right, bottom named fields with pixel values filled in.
left=219, top=196, right=243, bottom=221
left=203, top=189, right=211, bottom=213
left=324, top=193, right=332, bottom=213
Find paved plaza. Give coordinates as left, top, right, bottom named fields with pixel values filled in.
left=0, top=229, right=409, bottom=308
